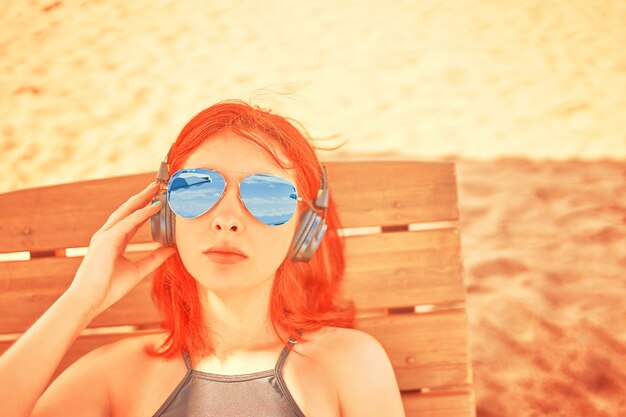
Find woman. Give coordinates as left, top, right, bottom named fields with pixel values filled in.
left=0, top=101, right=406, bottom=417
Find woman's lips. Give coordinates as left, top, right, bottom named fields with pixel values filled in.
left=204, top=251, right=247, bottom=264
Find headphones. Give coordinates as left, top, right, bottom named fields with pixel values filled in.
left=150, top=143, right=329, bottom=262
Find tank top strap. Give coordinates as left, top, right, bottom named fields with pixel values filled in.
left=275, top=329, right=302, bottom=371
left=181, top=350, right=192, bottom=371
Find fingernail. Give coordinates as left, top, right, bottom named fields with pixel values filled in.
left=151, top=200, right=161, bottom=207
left=147, top=181, right=157, bottom=189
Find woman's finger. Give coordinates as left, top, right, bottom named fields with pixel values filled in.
left=109, top=200, right=164, bottom=246
left=133, top=246, right=178, bottom=283
left=100, top=182, right=159, bottom=232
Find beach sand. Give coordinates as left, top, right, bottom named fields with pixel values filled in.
left=2, top=1, right=625, bottom=415
left=457, top=158, right=626, bottom=416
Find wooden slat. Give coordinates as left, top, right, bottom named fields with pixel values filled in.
left=327, top=161, right=458, bottom=226
left=402, top=389, right=476, bottom=417
left=0, top=253, right=161, bottom=334
left=356, top=311, right=472, bottom=391
left=1, top=309, right=471, bottom=392
left=0, top=161, right=458, bottom=253
left=344, top=228, right=464, bottom=309
left=0, top=229, right=464, bottom=333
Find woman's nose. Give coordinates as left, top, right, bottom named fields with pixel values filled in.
left=210, top=183, right=245, bottom=232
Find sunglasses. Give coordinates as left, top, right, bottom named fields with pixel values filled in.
left=166, top=168, right=302, bottom=226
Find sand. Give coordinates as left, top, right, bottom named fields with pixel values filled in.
left=457, top=158, right=626, bottom=416
left=2, top=1, right=625, bottom=415
left=2, top=1, right=626, bottom=198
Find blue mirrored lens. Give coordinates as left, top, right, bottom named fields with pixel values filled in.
left=167, top=169, right=225, bottom=218
left=240, top=174, right=298, bottom=226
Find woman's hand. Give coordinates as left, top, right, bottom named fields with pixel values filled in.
left=65, top=182, right=176, bottom=319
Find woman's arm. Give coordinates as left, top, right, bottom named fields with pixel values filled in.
left=0, top=292, right=105, bottom=417
left=0, top=182, right=175, bottom=417
left=334, top=330, right=406, bottom=417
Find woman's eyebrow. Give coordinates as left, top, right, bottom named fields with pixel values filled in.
left=185, top=166, right=247, bottom=174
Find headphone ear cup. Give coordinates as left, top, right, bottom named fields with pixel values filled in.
left=298, top=216, right=328, bottom=262
left=290, top=210, right=315, bottom=261
left=290, top=210, right=325, bottom=262
left=150, top=191, right=174, bottom=246
left=300, top=222, right=327, bottom=261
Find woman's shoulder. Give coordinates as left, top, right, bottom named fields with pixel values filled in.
left=308, top=326, right=403, bottom=415
left=81, top=327, right=397, bottom=415
left=90, top=326, right=381, bottom=367
left=304, top=326, right=382, bottom=351
left=89, top=331, right=169, bottom=364
left=298, top=326, right=387, bottom=372
left=87, top=332, right=184, bottom=415
left=98, top=331, right=176, bottom=376
left=87, top=326, right=385, bottom=381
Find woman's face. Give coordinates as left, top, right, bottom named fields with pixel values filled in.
left=174, top=130, right=301, bottom=294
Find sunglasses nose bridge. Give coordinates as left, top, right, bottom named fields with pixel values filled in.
left=217, top=179, right=248, bottom=213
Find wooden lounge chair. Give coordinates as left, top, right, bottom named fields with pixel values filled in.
left=0, top=160, right=476, bottom=417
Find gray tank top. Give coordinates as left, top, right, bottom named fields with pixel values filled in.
left=152, top=335, right=306, bottom=417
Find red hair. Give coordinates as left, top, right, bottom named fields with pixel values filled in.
left=145, top=100, right=355, bottom=359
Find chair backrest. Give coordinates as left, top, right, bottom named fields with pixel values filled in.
left=0, top=160, right=475, bottom=417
